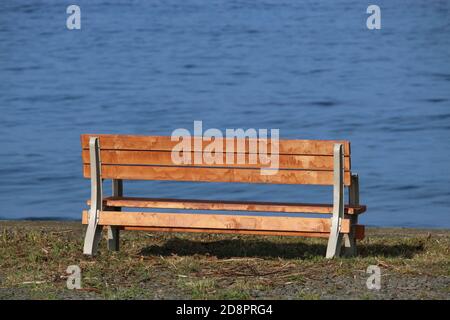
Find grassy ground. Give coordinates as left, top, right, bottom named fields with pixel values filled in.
left=0, top=220, right=449, bottom=300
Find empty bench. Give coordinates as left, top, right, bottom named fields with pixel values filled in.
left=81, top=134, right=366, bottom=258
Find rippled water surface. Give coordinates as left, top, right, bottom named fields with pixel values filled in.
left=0, top=1, right=449, bottom=227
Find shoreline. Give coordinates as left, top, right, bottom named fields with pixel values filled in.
left=1, top=218, right=448, bottom=231
left=0, top=221, right=449, bottom=300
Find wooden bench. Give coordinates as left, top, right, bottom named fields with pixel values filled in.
left=80, top=134, right=366, bottom=258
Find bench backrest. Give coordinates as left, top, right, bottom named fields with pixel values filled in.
left=81, top=134, right=351, bottom=186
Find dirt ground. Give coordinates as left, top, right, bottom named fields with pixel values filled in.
left=0, top=220, right=449, bottom=300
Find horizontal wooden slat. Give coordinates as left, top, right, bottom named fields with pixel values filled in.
left=90, top=197, right=366, bottom=214
left=81, top=210, right=350, bottom=233
left=83, top=164, right=351, bottom=185
left=81, top=134, right=350, bottom=156
left=122, top=226, right=364, bottom=240
left=81, top=216, right=364, bottom=239
left=124, top=227, right=331, bottom=238
left=82, top=149, right=351, bottom=171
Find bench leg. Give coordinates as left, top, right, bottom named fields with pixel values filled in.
left=344, top=174, right=359, bottom=257
left=326, top=144, right=344, bottom=259
left=84, top=211, right=103, bottom=255
left=83, top=137, right=104, bottom=256
left=107, top=179, right=122, bottom=251
left=343, top=217, right=357, bottom=257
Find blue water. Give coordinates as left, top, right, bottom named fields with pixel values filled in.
left=0, top=1, right=449, bottom=228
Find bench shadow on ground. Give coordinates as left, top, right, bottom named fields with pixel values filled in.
left=139, top=238, right=425, bottom=259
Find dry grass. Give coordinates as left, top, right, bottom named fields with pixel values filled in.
left=0, top=221, right=449, bottom=300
